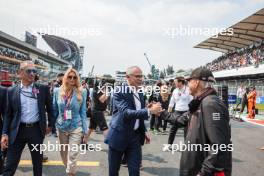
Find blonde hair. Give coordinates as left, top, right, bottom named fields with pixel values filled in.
left=60, top=68, right=83, bottom=103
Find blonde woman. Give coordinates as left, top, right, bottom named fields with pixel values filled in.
left=53, top=68, right=88, bottom=176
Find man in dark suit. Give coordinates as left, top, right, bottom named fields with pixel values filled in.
left=1, top=61, right=54, bottom=176
left=105, top=66, right=163, bottom=176
left=0, top=85, right=7, bottom=174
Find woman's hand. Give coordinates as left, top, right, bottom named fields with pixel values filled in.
left=82, top=134, right=89, bottom=144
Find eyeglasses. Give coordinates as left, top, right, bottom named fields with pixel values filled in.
left=131, top=74, right=143, bottom=78
left=25, top=69, right=37, bottom=74
left=67, top=75, right=77, bottom=80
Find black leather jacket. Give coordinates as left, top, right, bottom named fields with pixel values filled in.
left=162, top=89, right=232, bottom=176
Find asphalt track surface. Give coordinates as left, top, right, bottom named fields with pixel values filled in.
left=13, top=116, right=264, bottom=176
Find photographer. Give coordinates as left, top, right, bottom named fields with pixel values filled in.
left=87, top=80, right=109, bottom=139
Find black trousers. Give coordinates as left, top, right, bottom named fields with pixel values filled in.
left=168, top=111, right=187, bottom=145
left=3, top=123, right=44, bottom=176
left=240, top=100, right=248, bottom=113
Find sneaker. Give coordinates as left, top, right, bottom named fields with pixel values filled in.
left=153, top=130, right=160, bottom=135
left=161, top=130, right=168, bottom=135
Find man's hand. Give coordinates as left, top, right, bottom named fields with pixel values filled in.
left=45, top=127, right=52, bottom=135
left=148, top=103, right=163, bottom=115
left=1, top=135, right=9, bottom=150
left=145, top=132, right=151, bottom=144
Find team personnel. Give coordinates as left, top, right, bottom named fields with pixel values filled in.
left=161, top=67, right=232, bottom=176
left=247, top=86, right=257, bottom=119
left=105, top=66, right=163, bottom=176
left=1, top=61, right=54, bottom=176
left=168, top=77, right=192, bottom=144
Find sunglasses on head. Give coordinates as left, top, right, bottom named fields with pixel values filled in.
left=25, top=69, right=37, bottom=74
left=67, top=75, right=77, bottom=80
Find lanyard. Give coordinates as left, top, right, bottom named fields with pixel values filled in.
left=64, top=91, right=73, bottom=109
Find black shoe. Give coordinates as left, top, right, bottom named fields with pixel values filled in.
left=42, top=155, right=48, bottom=162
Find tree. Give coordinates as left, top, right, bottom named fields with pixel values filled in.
left=166, top=65, right=175, bottom=75
left=159, top=71, right=165, bottom=79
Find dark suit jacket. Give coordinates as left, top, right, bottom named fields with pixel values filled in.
left=0, top=86, right=7, bottom=134
left=105, top=85, right=148, bottom=151
left=2, top=83, right=54, bottom=145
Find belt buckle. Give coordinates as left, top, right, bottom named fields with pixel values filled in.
left=26, top=123, right=33, bottom=127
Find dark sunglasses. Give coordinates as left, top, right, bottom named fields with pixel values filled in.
left=67, top=75, right=77, bottom=80
left=25, top=69, right=37, bottom=74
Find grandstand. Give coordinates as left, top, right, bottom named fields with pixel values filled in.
left=0, top=30, right=71, bottom=83
left=195, top=8, right=264, bottom=113
left=41, top=34, right=83, bottom=72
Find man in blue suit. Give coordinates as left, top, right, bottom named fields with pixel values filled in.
left=1, top=61, right=54, bottom=176
left=105, top=66, right=163, bottom=176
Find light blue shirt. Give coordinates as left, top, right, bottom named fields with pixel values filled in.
left=20, top=83, right=39, bottom=123
left=53, top=87, right=88, bottom=134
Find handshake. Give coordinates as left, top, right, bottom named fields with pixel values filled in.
left=147, top=102, right=164, bottom=116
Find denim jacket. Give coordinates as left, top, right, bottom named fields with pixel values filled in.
left=53, top=87, right=88, bottom=134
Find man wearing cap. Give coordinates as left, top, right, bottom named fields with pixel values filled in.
left=161, top=67, right=232, bottom=176
left=1, top=60, right=54, bottom=176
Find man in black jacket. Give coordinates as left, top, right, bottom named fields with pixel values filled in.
left=1, top=61, right=54, bottom=176
left=0, top=85, right=7, bottom=174
left=161, top=67, right=232, bottom=176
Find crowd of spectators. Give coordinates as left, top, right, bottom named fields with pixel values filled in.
left=0, top=45, right=29, bottom=61
left=206, top=41, right=264, bottom=72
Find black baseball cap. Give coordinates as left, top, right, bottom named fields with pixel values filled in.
left=186, top=67, right=216, bottom=83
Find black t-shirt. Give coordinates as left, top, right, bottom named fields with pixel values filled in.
left=93, top=91, right=108, bottom=111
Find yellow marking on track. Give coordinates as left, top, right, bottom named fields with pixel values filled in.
left=19, top=160, right=100, bottom=166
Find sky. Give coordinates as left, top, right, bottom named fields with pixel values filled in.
left=0, top=0, right=263, bottom=76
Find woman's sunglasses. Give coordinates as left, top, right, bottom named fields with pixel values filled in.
left=67, top=75, right=77, bottom=80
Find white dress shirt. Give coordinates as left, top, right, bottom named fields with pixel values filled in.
left=169, top=86, right=193, bottom=111
left=133, top=91, right=141, bottom=130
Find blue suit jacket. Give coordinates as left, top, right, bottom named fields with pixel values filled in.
left=2, top=84, right=54, bottom=145
left=105, top=85, right=148, bottom=151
